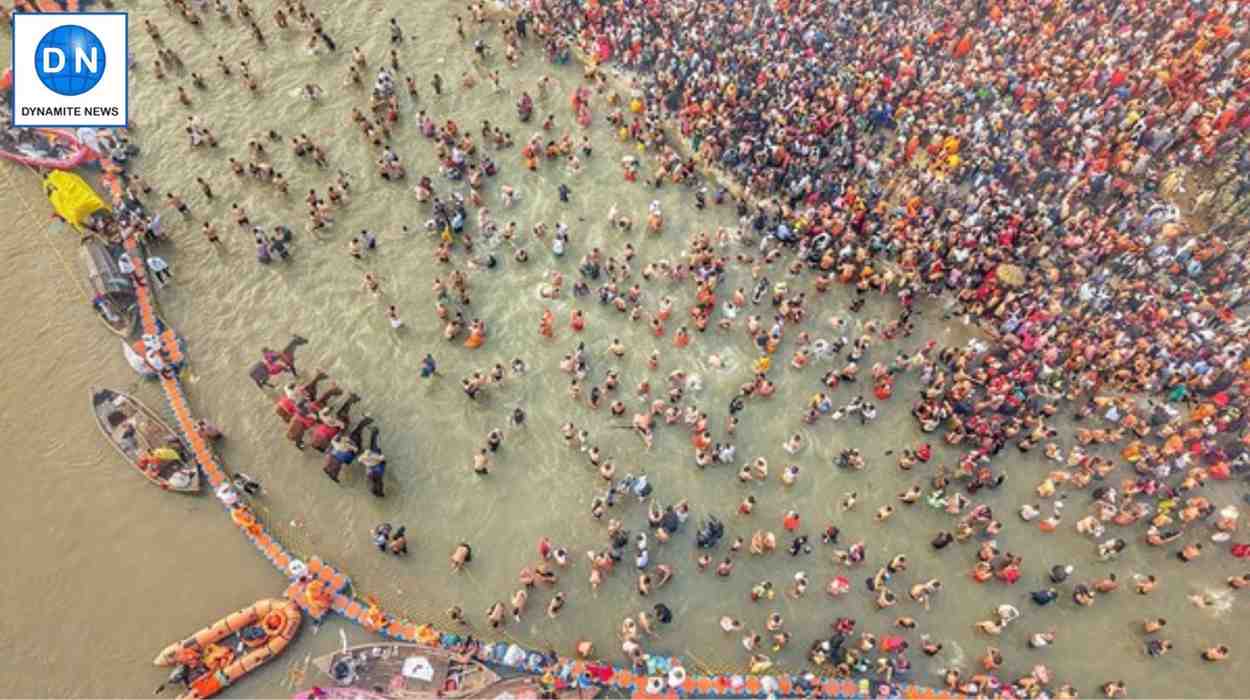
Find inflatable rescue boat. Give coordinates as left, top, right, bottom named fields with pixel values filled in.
left=154, top=597, right=302, bottom=699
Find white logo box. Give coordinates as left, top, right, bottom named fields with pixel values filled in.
left=12, top=12, right=128, bottom=128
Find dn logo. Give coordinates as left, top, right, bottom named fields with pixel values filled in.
left=34, top=25, right=107, bottom=96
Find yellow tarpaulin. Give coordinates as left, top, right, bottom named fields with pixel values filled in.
left=44, top=170, right=109, bottom=232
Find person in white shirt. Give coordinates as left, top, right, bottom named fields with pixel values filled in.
left=146, top=257, right=172, bottom=287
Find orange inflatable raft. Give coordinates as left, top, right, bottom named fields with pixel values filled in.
left=154, top=598, right=301, bottom=699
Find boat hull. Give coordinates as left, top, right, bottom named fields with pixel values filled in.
left=79, top=237, right=138, bottom=337
left=481, top=676, right=602, bottom=699
left=90, top=387, right=199, bottom=492
left=311, top=643, right=499, bottom=699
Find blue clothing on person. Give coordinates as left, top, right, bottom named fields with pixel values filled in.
left=420, top=354, right=437, bottom=378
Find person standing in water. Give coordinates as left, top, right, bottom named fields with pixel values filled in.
left=419, top=353, right=438, bottom=378
left=358, top=424, right=386, bottom=498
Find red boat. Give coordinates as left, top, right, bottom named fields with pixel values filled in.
left=0, top=68, right=99, bottom=171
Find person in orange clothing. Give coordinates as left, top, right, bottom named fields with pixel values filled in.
left=570, top=308, right=585, bottom=331
left=673, top=326, right=690, bottom=348
left=539, top=309, right=554, bottom=338
left=464, top=319, right=485, bottom=348
left=649, top=316, right=665, bottom=336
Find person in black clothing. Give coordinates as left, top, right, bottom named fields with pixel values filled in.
left=361, top=425, right=386, bottom=498
left=317, top=28, right=336, bottom=51
left=232, top=473, right=262, bottom=496
left=1031, top=588, right=1058, bottom=605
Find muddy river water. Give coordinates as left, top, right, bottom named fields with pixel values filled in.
left=1, top=1, right=1247, bottom=697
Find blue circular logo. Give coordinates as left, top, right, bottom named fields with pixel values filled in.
left=35, top=25, right=107, bottom=96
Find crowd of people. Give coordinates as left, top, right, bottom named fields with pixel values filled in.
left=47, top=0, right=1250, bottom=697
left=272, top=366, right=388, bottom=498
left=477, top=0, right=1250, bottom=695
left=245, top=337, right=389, bottom=498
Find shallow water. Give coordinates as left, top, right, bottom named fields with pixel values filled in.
left=2, top=1, right=1248, bottom=697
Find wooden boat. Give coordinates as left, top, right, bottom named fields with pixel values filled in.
left=155, top=598, right=302, bottom=700
left=294, top=676, right=600, bottom=700
left=292, top=689, right=385, bottom=700
left=79, top=237, right=138, bottom=337
left=311, top=643, right=500, bottom=699
left=482, top=675, right=601, bottom=699
left=90, top=387, right=199, bottom=492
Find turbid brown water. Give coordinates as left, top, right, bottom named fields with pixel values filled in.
left=2, top=2, right=1248, bottom=697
